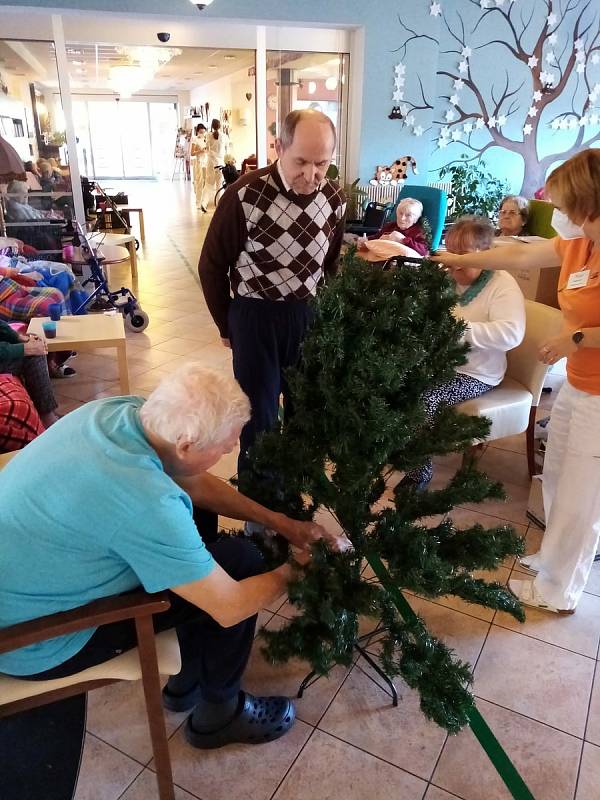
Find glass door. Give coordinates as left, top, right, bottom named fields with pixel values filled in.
left=265, top=51, right=349, bottom=181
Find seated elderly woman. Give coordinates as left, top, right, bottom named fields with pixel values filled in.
left=358, top=197, right=429, bottom=258
left=399, top=215, right=526, bottom=491
left=0, top=319, right=59, bottom=428
left=497, top=195, right=529, bottom=238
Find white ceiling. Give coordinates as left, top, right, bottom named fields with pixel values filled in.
left=0, top=40, right=342, bottom=96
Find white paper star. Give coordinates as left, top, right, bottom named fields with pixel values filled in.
left=589, top=113, right=600, bottom=125
left=579, top=115, right=588, bottom=126
left=575, top=38, right=584, bottom=50
left=454, top=78, right=465, bottom=91
left=464, top=122, right=473, bottom=133
left=547, top=12, right=557, bottom=26
left=400, top=104, right=410, bottom=116
left=550, top=118, right=560, bottom=130
left=440, top=125, right=450, bottom=136
left=451, top=129, right=462, bottom=141
left=488, top=115, right=497, bottom=128
left=392, top=90, right=404, bottom=102
left=592, top=54, right=600, bottom=65
left=445, top=108, right=457, bottom=122
left=450, top=94, right=459, bottom=105
left=475, top=117, right=485, bottom=129
left=461, top=46, right=472, bottom=59
left=576, top=63, right=586, bottom=74
left=545, top=51, right=555, bottom=64
left=479, top=0, right=491, bottom=7
left=559, top=119, right=568, bottom=130
left=406, top=115, right=415, bottom=127
left=414, top=125, right=424, bottom=137
left=394, top=63, right=406, bottom=76
left=458, top=60, right=469, bottom=75
left=430, top=1, right=442, bottom=16
left=548, top=33, right=558, bottom=46
left=528, top=105, right=538, bottom=117
left=394, top=76, right=405, bottom=88
left=495, top=0, right=505, bottom=6
left=497, top=114, right=507, bottom=126
left=568, top=118, right=578, bottom=129
left=439, top=137, right=449, bottom=148
left=540, top=70, right=554, bottom=85
left=527, top=55, right=539, bottom=68
left=533, top=90, right=543, bottom=102
left=575, top=50, right=586, bottom=62
left=523, top=123, right=532, bottom=136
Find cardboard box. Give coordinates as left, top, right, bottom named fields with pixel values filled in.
left=504, top=265, right=561, bottom=308
left=493, top=237, right=560, bottom=308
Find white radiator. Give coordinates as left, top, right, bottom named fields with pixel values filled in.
left=357, top=183, right=404, bottom=206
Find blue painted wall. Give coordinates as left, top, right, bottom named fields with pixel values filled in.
left=3, top=0, right=598, bottom=193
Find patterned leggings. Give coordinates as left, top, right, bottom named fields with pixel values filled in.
left=3, top=355, right=58, bottom=416
left=405, top=372, right=492, bottom=485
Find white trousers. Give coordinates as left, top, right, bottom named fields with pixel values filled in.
left=532, top=380, right=600, bottom=609
left=193, top=158, right=208, bottom=208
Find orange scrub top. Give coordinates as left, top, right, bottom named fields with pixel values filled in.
left=554, top=237, right=600, bottom=395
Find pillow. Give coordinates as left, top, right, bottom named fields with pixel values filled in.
left=0, top=374, right=45, bottom=452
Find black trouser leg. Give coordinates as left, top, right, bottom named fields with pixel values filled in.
left=23, top=514, right=265, bottom=704
left=228, top=296, right=314, bottom=477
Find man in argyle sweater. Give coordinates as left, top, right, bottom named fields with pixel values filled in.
left=199, top=109, right=346, bottom=477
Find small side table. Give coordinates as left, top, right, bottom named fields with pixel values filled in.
left=117, top=207, right=145, bottom=242
left=28, top=313, right=130, bottom=394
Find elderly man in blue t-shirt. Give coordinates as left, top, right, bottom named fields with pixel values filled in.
left=0, top=363, right=351, bottom=749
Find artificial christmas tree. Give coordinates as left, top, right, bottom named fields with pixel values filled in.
left=240, top=250, right=527, bottom=738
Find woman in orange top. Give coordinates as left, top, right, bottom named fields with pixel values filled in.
left=433, top=149, right=600, bottom=614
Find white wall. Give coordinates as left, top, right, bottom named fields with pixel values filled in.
left=189, top=66, right=256, bottom=163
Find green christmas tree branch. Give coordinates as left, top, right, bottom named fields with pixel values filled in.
left=243, top=253, right=526, bottom=736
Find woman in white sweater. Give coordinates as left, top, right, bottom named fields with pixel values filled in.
left=400, top=216, right=526, bottom=490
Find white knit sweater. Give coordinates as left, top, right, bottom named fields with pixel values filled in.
left=454, top=270, right=526, bottom=387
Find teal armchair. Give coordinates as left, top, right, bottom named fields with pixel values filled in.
left=396, top=185, right=448, bottom=251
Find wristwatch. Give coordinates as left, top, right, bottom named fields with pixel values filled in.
left=572, top=330, right=585, bottom=345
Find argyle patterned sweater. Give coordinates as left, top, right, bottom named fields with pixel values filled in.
left=199, top=162, right=346, bottom=338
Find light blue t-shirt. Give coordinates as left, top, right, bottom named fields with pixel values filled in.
left=0, top=397, right=215, bottom=676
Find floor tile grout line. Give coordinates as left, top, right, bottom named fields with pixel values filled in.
left=267, top=724, right=319, bottom=800
left=573, top=638, right=600, bottom=799
left=83, top=729, right=151, bottom=770
left=425, top=782, right=466, bottom=800
left=472, top=694, right=589, bottom=742
left=490, top=615, right=600, bottom=661
left=425, top=599, right=496, bottom=792
left=313, top=726, right=437, bottom=788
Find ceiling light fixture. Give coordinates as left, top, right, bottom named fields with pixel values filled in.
left=325, top=76, right=338, bottom=91
left=224, top=54, right=236, bottom=60
left=189, top=0, right=215, bottom=9
left=308, top=81, right=317, bottom=94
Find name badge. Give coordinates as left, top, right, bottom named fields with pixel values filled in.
left=567, top=269, right=590, bottom=289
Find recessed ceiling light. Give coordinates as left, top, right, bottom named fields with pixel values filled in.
left=208, top=64, right=218, bottom=69
left=68, top=49, right=83, bottom=55
left=72, top=60, right=84, bottom=65
left=224, top=55, right=236, bottom=60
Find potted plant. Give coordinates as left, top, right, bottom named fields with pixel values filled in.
left=439, top=156, right=510, bottom=221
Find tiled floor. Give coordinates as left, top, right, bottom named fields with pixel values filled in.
left=58, top=179, right=600, bottom=800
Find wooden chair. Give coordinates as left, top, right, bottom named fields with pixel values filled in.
left=458, top=299, right=563, bottom=477
left=0, top=592, right=180, bottom=800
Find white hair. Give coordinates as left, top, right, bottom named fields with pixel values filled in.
left=140, top=363, right=251, bottom=450
left=398, top=197, right=423, bottom=218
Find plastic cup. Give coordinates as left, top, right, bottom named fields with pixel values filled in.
left=42, top=320, right=57, bottom=339
left=49, top=303, right=62, bottom=322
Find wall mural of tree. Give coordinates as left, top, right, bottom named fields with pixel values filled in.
left=394, top=0, right=600, bottom=195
